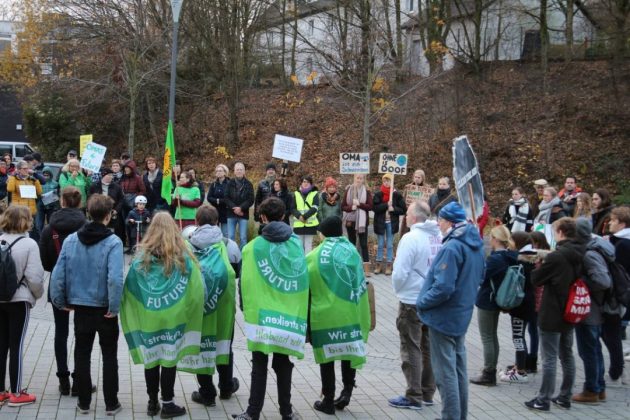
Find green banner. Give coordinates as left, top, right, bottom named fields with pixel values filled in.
left=161, top=121, right=176, bottom=205
left=121, top=255, right=204, bottom=369
left=242, top=234, right=309, bottom=358
left=307, top=236, right=370, bottom=368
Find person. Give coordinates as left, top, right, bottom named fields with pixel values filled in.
left=372, top=174, right=406, bottom=275
left=0, top=205, right=44, bottom=407
left=59, top=159, right=91, bottom=208
left=271, top=178, right=292, bottom=225
left=233, top=197, right=308, bottom=420
left=142, top=157, right=167, bottom=212
left=591, top=188, right=614, bottom=236
left=571, top=219, right=613, bottom=404
left=50, top=194, right=124, bottom=415
left=254, top=163, right=276, bottom=222
left=207, top=164, right=231, bottom=237
left=3, top=153, right=15, bottom=175
left=120, top=212, right=204, bottom=418
left=318, top=177, right=342, bottom=222
left=189, top=168, right=205, bottom=203
left=172, top=170, right=201, bottom=229
left=530, top=179, right=548, bottom=220
left=574, top=192, right=592, bottom=219
left=183, top=205, right=240, bottom=407
left=7, top=160, right=42, bottom=241
left=110, top=160, right=123, bottom=183
left=502, top=187, right=533, bottom=232
left=534, top=187, right=567, bottom=226
left=88, top=168, right=125, bottom=242
left=224, top=162, right=254, bottom=249
left=525, top=217, right=585, bottom=412
left=307, top=216, right=370, bottom=414
left=528, top=230, right=552, bottom=372
left=428, top=177, right=457, bottom=216
left=0, top=161, right=8, bottom=210
left=388, top=201, right=439, bottom=410
left=400, top=169, right=433, bottom=234
left=470, top=225, right=518, bottom=386
left=126, top=195, right=152, bottom=252
left=38, top=166, right=60, bottom=228
left=39, top=187, right=87, bottom=396
left=120, top=161, right=146, bottom=245
left=120, top=152, right=131, bottom=167
left=66, top=149, right=78, bottom=162
left=558, top=176, right=582, bottom=216
left=342, top=174, right=373, bottom=276
left=291, top=175, right=319, bottom=253
left=22, top=154, right=46, bottom=186
left=416, top=202, right=484, bottom=420
left=477, top=194, right=490, bottom=238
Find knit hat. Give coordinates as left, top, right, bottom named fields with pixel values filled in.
left=575, top=218, right=593, bottom=241
left=439, top=202, right=467, bottom=223
left=265, top=162, right=276, bottom=171
left=318, top=216, right=343, bottom=237
left=533, top=179, right=548, bottom=186
left=324, top=177, right=337, bottom=189
left=382, top=173, right=393, bottom=182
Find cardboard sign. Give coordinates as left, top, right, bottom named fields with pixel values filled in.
left=18, top=185, right=37, bottom=199
left=272, top=134, right=303, bottom=162
left=79, top=134, right=93, bottom=156
left=378, top=153, right=408, bottom=175
left=404, top=185, right=434, bottom=205
left=339, top=152, right=370, bottom=174
left=80, top=142, right=107, bottom=173
left=452, top=135, right=484, bottom=222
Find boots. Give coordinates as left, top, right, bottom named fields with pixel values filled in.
left=363, top=262, right=372, bottom=277
left=385, top=262, right=393, bottom=275
left=526, top=355, right=538, bottom=373
left=572, top=390, right=599, bottom=404
left=470, top=368, right=497, bottom=386
left=313, top=397, right=335, bottom=415
left=58, top=375, right=71, bottom=396
left=334, top=387, right=353, bottom=410
left=373, top=262, right=382, bottom=275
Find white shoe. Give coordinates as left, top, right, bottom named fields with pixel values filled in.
left=625, top=353, right=630, bottom=362
left=499, top=368, right=528, bottom=383
left=607, top=371, right=628, bottom=387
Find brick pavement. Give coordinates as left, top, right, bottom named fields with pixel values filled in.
left=2, top=264, right=630, bottom=419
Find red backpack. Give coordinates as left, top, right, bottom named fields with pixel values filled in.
left=563, top=278, right=591, bottom=324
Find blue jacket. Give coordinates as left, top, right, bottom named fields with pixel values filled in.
left=475, top=249, right=519, bottom=311
left=50, top=223, right=124, bottom=314
left=417, top=223, right=485, bottom=337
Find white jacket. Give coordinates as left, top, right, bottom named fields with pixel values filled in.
left=0, top=233, right=45, bottom=307
left=392, top=220, right=442, bottom=305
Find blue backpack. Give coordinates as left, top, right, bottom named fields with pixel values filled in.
left=491, top=265, right=525, bottom=310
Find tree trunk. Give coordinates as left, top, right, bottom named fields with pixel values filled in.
left=280, top=0, right=287, bottom=86
left=565, top=0, right=574, bottom=62
left=540, top=0, right=549, bottom=90
left=362, top=69, right=371, bottom=152
left=290, top=6, right=298, bottom=77
left=395, top=0, right=404, bottom=79
left=128, top=85, right=137, bottom=158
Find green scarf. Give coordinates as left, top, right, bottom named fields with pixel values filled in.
left=242, top=235, right=309, bottom=358
left=307, top=236, right=370, bottom=368
left=121, top=255, right=204, bottom=369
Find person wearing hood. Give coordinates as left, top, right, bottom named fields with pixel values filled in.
left=89, top=168, right=125, bottom=242
left=525, top=217, right=585, bottom=412
left=172, top=170, right=201, bottom=228
left=291, top=175, right=319, bottom=253
left=50, top=194, right=124, bottom=416
left=39, top=186, right=87, bottom=396
left=233, top=196, right=308, bottom=420
left=388, top=201, right=439, bottom=410
left=59, top=159, right=91, bottom=208
left=254, top=163, right=276, bottom=223
left=416, top=202, right=485, bottom=420
left=373, top=174, right=406, bottom=275
left=37, top=166, right=60, bottom=230
left=428, top=177, right=457, bottom=217
left=591, top=188, right=614, bottom=236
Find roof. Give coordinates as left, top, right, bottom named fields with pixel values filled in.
left=254, top=0, right=337, bottom=30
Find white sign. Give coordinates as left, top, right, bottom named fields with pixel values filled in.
left=272, top=134, right=303, bottom=163
left=80, top=142, right=107, bottom=173
left=18, top=185, right=37, bottom=199
left=378, top=153, right=408, bottom=175
left=339, top=152, right=370, bottom=174
left=41, top=190, right=59, bottom=206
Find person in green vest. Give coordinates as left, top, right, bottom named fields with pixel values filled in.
left=120, top=212, right=205, bottom=419
left=59, top=159, right=91, bottom=208
left=172, top=170, right=201, bottom=228
left=232, top=196, right=308, bottom=420
left=307, top=216, right=371, bottom=415
left=291, top=175, right=319, bottom=253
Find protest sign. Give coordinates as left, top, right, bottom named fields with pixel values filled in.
left=272, top=134, right=303, bottom=162
left=452, top=135, right=484, bottom=222
left=378, top=153, right=408, bottom=175
left=80, top=142, right=107, bottom=173
left=79, top=134, right=93, bottom=156
left=18, top=185, right=37, bottom=199
left=339, top=152, right=370, bottom=174
left=404, top=185, right=434, bottom=205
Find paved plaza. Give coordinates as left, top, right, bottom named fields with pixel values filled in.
left=3, top=263, right=630, bottom=420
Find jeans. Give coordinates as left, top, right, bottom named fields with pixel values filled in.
left=247, top=351, right=293, bottom=418
left=298, top=234, right=314, bottom=254
left=601, top=313, right=624, bottom=379
left=219, top=222, right=228, bottom=238
left=511, top=316, right=528, bottom=370
left=74, top=306, right=119, bottom=408
left=227, top=217, right=248, bottom=249
left=376, top=222, right=394, bottom=262
left=346, top=223, right=369, bottom=262
left=477, top=308, right=500, bottom=371
left=145, top=366, right=176, bottom=401
left=52, top=304, right=70, bottom=378
left=397, top=303, right=435, bottom=404
left=575, top=324, right=605, bottom=393
left=320, top=360, right=356, bottom=399
left=429, top=327, right=468, bottom=420
left=0, top=302, right=29, bottom=393
left=537, top=328, right=575, bottom=403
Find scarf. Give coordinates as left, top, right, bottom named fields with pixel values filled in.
left=324, top=192, right=339, bottom=206
left=535, top=197, right=561, bottom=225
left=380, top=185, right=391, bottom=203
left=147, top=169, right=158, bottom=184
left=300, top=185, right=313, bottom=195
left=343, top=185, right=368, bottom=233
left=508, top=197, right=530, bottom=232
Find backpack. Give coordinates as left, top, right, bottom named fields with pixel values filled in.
left=563, top=278, right=591, bottom=324
left=606, top=260, right=630, bottom=308
left=491, top=265, right=526, bottom=310
left=0, top=237, right=25, bottom=301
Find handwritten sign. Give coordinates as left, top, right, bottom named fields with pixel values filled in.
left=272, top=134, right=303, bottom=163
left=404, top=185, right=434, bottom=205
left=378, top=153, right=408, bottom=175
left=18, top=185, right=37, bottom=199
left=80, top=142, right=107, bottom=173
left=79, top=134, right=93, bottom=156
left=339, top=152, right=369, bottom=174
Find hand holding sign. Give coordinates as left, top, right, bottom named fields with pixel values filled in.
left=80, top=142, right=107, bottom=173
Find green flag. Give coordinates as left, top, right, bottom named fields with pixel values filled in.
left=161, top=121, right=176, bottom=204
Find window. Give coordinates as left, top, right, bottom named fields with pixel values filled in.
left=309, top=20, right=315, bottom=36
left=14, top=144, right=31, bottom=159
left=407, top=0, right=414, bottom=11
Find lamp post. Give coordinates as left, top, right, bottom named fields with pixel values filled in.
left=168, top=0, right=183, bottom=123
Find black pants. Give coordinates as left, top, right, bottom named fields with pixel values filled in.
left=196, top=336, right=235, bottom=398
left=247, top=352, right=293, bottom=418
left=74, top=306, right=119, bottom=407
left=511, top=316, right=528, bottom=370
left=601, top=313, right=624, bottom=380
left=52, top=304, right=70, bottom=378
left=346, top=224, right=370, bottom=262
left=145, top=366, right=177, bottom=402
left=0, top=302, right=29, bottom=393
left=320, top=360, right=356, bottom=399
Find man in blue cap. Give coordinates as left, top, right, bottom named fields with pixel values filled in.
left=416, top=201, right=485, bottom=420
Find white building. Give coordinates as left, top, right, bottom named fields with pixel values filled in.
left=0, top=20, right=19, bottom=54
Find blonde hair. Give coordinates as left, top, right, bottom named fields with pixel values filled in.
left=136, top=212, right=196, bottom=276
left=490, top=225, right=515, bottom=250
left=574, top=192, right=592, bottom=218
left=215, top=164, right=229, bottom=177
left=0, top=205, right=32, bottom=233
left=62, top=158, right=81, bottom=173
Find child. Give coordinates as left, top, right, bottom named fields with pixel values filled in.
left=126, top=195, right=151, bottom=253
left=39, top=166, right=60, bottom=227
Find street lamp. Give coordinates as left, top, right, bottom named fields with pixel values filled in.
left=168, top=0, right=184, bottom=123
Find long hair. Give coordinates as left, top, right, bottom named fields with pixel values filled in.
left=137, top=211, right=196, bottom=276
left=573, top=192, right=592, bottom=218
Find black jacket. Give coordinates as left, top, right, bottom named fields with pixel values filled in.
left=372, top=190, right=406, bottom=235
left=429, top=189, right=457, bottom=216
left=223, top=177, right=254, bottom=219
left=142, top=170, right=167, bottom=211
left=254, top=178, right=274, bottom=221
left=88, top=182, right=124, bottom=216
left=207, top=178, right=230, bottom=224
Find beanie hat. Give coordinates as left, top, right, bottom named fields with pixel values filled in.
left=265, top=162, right=276, bottom=171
left=439, top=202, right=467, bottom=223
left=533, top=179, right=548, bottom=186
left=318, top=216, right=343, bottom=238
left=382, top=173, right=394, bottom=182
left=575, top=218, right=593, bottom=241
left=324, top=177, right=337, bottom=189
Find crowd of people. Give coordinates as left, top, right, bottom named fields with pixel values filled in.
left=0, top=150, right=628, bottom=420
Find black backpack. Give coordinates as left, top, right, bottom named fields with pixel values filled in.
left=607, top=260, right=630, bottom=308
left=0, top=237, right=25, bottom=301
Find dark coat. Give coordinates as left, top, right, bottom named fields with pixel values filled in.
left=592, top=206, right=614, bottom=236
left=509, top=252, right=537, bottom=321
left=475, top=249, right=519, bottom=311
left=254, top=178, right=274, bottom=222
left=207, top=177, right=230, bottom=224
left=223, top=177, right=254, bottom=219
left=142, top=170, right=167, bottom=211
left=120, top=161, right=146, bottom=196
left=88, top=182, right=124, bottom=216
left=429, top=189, right=457, bottom=216
left=549, top=204, right=567, bottom=224
left=273, top=188, right=293, bottom=225
left=372, top=190, right=406, bottom=235
left=39, top=208, right=87, bottom=272
left=610, top=234, right=630, bottom=274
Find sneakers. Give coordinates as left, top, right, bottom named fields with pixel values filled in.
left=220, top=377, right=240, bottom=400
left=160, top=402, right=186, bottom=419
left=0, top=392, right=9, bottom=405
left=7, top=390, right=36, bottom=407
left=551, top=397, right=571, bottom=409
left=191, top=391, right=216, bottom=407
left=106, top=402, right=122, bottom=416
left=76, top=403, right=90, bottom=414
left=231, top=413, right=257, bottom=420
left=572, top=390, right=599, bottom=404
left=606, top=372, right=629, bottom=387
left=147, top=399, right=160, bottom=417
left=422, top=398, right=435, bottom=406
left=499, top=368, right=529, bottom=383
left=524, top=397, right=550, bottom=411
left=387, top=396, right=422, bottom=410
